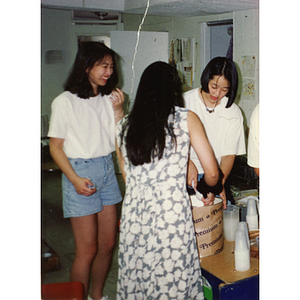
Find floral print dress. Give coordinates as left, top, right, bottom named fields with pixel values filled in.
left=116, top=107, right=204, bottom=300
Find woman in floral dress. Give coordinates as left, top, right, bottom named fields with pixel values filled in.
left=116, top=62, right=224, bottom=300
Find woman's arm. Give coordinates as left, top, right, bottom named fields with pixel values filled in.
left=115, top=138, right=126, bottom=182
left=187, top=159, right=198, bottom=188
left=217, top=155, right=236, bottom=208
left=187, top=111, right=219, bottom=186
left=220, top=155, right=236, bottom=184
left=49, top=137, right=96, bottom=196
left=187, top=111, right=227, bottom=208
left=219, top=155, right=236, bottom=198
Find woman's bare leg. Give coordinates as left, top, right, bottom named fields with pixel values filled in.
left=89, top=204, right=118, bottom=299
left=70, top=214, right=98, bottom=298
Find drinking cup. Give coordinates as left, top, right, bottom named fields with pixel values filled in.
left=223, top=204, right=239, bottom=241
left=246, top=199, right=258, bottom=230
left=237, top=221, right=250, bottom=248
left=235, top=229, right=250, bottom=271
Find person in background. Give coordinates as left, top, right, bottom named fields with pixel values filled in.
left=184, top=56, right=246, bottom=208
left=48, top=42, right=124, bottom=300
left=115, top=61, right=224, bottom=300
left=247, top=103, right=259, bottom=176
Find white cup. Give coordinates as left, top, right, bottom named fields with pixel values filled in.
left=237, top=221, right=250, bottom=248
left=246, top=199, right=258, bottom=230
left=235, top=229, right=250, bottom=271
left=223, top=205, right=239, bottom=241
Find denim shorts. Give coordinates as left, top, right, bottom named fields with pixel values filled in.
left=62, top=154, right=122, bottom=218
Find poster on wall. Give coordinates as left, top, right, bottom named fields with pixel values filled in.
left=241, top=55, right=256, bottom=78
left=169, top=38, right=195, bottom=91
left=240, top=55, right=256, bottom=101
left=242, top=79, right=255, bottom=100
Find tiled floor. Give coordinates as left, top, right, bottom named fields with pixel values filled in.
left=41, top=167, right=125, bottom=300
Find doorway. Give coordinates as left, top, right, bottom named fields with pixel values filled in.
left=200, top=19, right=233, bottom=73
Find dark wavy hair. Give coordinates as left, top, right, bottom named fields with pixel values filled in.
left=64, top=42, right=119, bottom=99
left=122, top=61, right=184, bottom=166
left=201, top=57, right=238, bottom=108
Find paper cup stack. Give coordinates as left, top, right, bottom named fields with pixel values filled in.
left=235, top=222, right=250, bottom=271
left=234, top=198, right=259, bottom=272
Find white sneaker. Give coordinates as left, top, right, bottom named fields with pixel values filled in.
left=87, top=295, right=111, bottom=300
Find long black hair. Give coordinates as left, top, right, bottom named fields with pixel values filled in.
left=122, top=61, right=184, bottom=166
left=64, top=42, right=119, bottom=99
left=201, top=57, right=238, bottom=108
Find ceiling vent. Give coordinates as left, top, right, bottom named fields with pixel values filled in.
left=72, top=10, right=120, bottom=25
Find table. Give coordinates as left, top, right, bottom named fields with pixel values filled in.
left=200, top=240, right=259, bottom=300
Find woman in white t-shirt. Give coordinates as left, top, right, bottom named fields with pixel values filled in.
left=247, top=103, right=259, bottom=176
left=48, top=42, right=124, bottom=300
left=184, top=57, right=246, bottom=209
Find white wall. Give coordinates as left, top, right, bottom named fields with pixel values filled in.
left=41, top=8, right=73, bottom=117
left=234, top=9, right=259, bottom=125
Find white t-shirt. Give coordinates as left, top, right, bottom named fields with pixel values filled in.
left=184, top=88, right=246, bottom=174
left=48, top=91, right=116, bottom=159
left=247, top=104, right=259, bottom=168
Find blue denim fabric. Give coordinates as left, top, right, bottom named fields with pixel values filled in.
left=62, top=154, right=122, bottom=218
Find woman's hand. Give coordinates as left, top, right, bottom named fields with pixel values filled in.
left=110, top=88, right=124, bottom=122
left=50, top=138, right=97, bottom=197
left=187, top=159, right=198, bottom=188
left=72, top=177, right=97, bottom=197
left=202, top=192, right=215, bottom=206
left=202, top=190, right=226, bottom=209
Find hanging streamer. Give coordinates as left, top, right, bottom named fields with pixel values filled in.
left=129, top=0, right=151, bottom=101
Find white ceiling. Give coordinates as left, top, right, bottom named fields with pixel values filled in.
left=124, top=0, right=259, bottom=17
left=42, top=0, right=259, bottom=17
